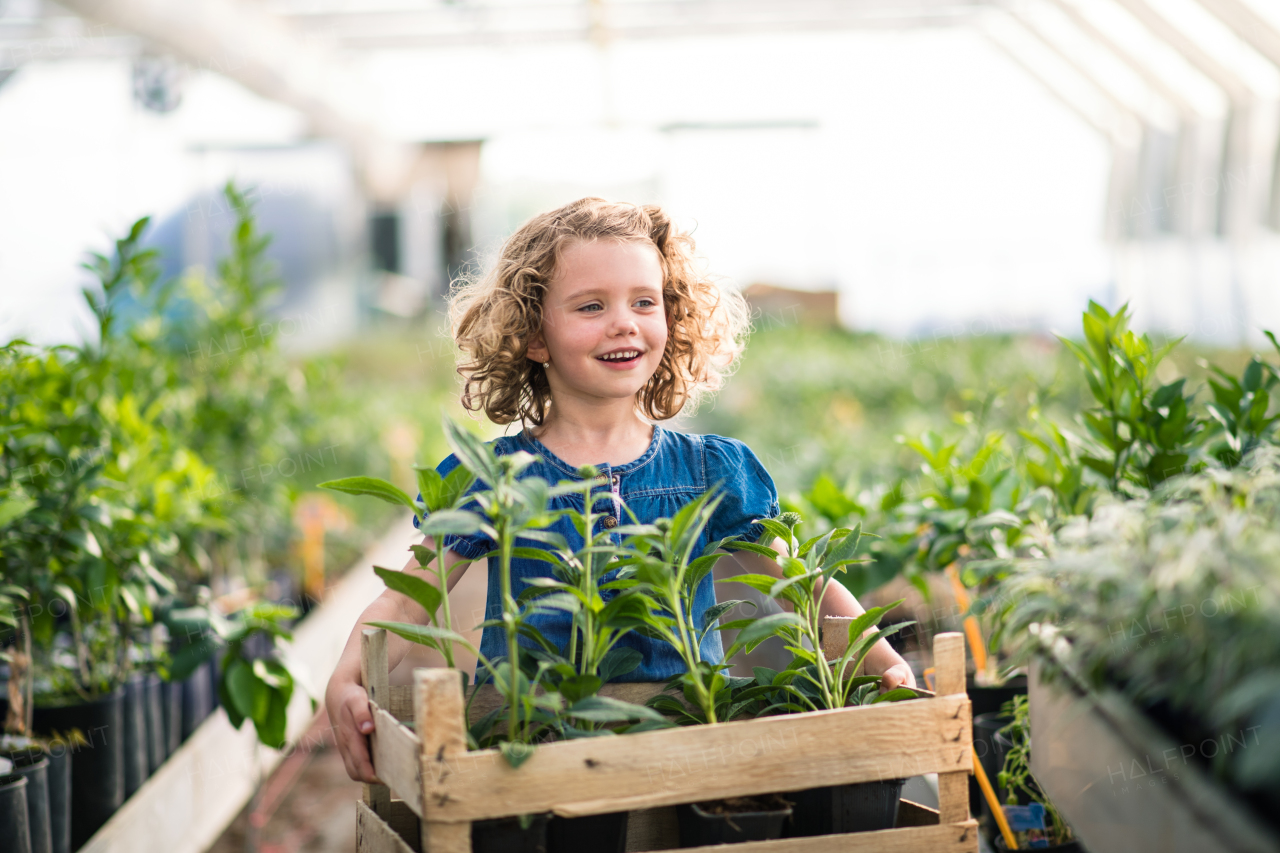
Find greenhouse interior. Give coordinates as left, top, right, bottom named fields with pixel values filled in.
left=3, top=0, right=1280, bottom=852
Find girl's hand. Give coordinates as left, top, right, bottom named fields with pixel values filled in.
left=879, top=662, right=917, bottom=692
left=326, top=678, right=381, bottom=784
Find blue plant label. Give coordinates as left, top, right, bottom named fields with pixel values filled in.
left=1003, top=803, right=1050, bottom=846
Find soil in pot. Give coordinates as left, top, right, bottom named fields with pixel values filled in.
left=44, top=746, right=70, bottom=853
left=3, top=750, right=52, bottom=853
left=161, top=680, right=182, bottom=756
left=471, top=813, right=549, bottom=853
left=783, top=778, right=904, bottom=837
left=144, top=674, right=165, bottom=774
left=181, top=661, right=212, bottom=740
left=34, top=688, right=126, bottom=850
left=0, top=771, right=33, bottom=853
left=123, top=674, right=149, bottom=797
left=677, top=795, right=792, bottom=846
left=547, top=811, right=628, bottom=853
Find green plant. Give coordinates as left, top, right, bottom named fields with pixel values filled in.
left=1202, top=332, right=1280, bottom=467
left=995, top=695, right=1073, bottom=846
left=165, top=601, right=312, bottom=749
left=1057, top=301, right=1203, bottom=493
left=981, top=449, right=1280, bottom=826
left=320, top=456, right=478, bottom=670
left=715, top=512, right=917, bottom=713
left=601, top=489, right=771, bottom=725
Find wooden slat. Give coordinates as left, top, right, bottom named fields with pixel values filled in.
left=416, top=669, right=471, bottom=853
left=932, top=632, right=970, bottom=826
left=933, top=632, right=966, bottom=696
left=821, top=615, right=854, bottom=661
left=422, top=696, right=971, bottom=822
left=362, top=629, right=395, bottom=814
left=937, top=772, right=970, bottom=825
left=385, top=681, right=676, bottom=724
left=896, top=798, right=941, bottom=827
left=357, top=799, right=416, bottom=853
left=677, top=820, right=979, bottom=853
left=362, top=629, right=391, bottom=711
left=370, top=705, right=423, bottom=815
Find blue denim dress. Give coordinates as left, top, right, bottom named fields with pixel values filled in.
left=412, top=426, right=780, bottom=682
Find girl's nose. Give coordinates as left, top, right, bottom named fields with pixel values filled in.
left=607, top=308, right=639, bottom=336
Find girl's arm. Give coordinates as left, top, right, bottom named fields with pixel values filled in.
left=722, top=542, right=918, bottom=691
left=325, top=537, right=472, bottom=783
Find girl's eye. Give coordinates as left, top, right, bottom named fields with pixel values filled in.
left=578, top=303, right=603, bottom=313
left=635, top=298, right=657, bottom=308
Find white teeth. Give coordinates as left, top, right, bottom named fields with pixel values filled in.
left=600, top=351, right=640, bottom=361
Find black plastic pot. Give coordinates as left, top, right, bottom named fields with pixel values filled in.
left=123, top=674, right=149, bottom=797
left=547, top=811, right=628, bottom=853
left=144, top=675, right=165, bottom=774
left=181, top=661, right=213, bottom=741
left=3, top=750, right=52, bottom=853
left=160, top=680, right=182, bottom=757
left=471, top=813, right=549, bottom=852
left=44, top=747, right=70, bottom=853
left=0, top=772, right=32, bottom=853
left=968, top=677, right=1027, bottom=819
left=967, top=676, right=1028, bottom=719
left=34, top=688, right=126, bottom=850
left=677, top=797, right=792, bottom=846
left=973, top=713, right=1012, bottom=799
left=783, top=778, right=904, bottom=837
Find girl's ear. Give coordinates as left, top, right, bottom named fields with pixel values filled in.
left=526, top=334, right=549, bottom=365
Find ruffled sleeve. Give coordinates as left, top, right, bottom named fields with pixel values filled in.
left=702, top=435, right=781, bottom=544
left=411, top=453, right=494, bottom=562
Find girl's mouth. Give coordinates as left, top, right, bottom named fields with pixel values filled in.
left=596, top=349, right=643, bottom=367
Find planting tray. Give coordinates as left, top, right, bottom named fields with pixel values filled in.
left=1028, top=660, right=1280, bottom=853
left=356, top=627, right=978, bottom=853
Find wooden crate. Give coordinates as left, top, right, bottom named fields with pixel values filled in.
left=357, top=627, right=977, bottom=853
left=1029, top=660, right=1280, bottom=853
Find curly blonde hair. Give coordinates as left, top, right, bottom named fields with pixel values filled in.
left=449, top=197, right=750, bottom=427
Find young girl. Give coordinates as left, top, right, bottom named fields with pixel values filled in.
left=326, top=198, right=916, bottom=783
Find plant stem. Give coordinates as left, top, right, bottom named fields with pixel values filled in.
left=434, top=540, right=456, bottom=669
left=499, top=515, right=519, bottom=743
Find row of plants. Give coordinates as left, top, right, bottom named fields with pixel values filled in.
left=322, top=417, right=923, bottom=848
left=0, top=185, right=437, bottom=851
left=761, top=304, right=1280, bottom=848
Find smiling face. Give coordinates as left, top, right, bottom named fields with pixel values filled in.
left=527, top=238, right=668, bottom=412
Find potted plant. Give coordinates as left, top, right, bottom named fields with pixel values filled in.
left=702, top=512, right=918, bottom=838
left=984, top=452, right=1280, bottom=852
left=990, top=695, right=1078, bottom=851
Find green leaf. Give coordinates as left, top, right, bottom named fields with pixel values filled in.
left=226, top=658, right=270, bottom=725
left=730, top=612, right=804, bottom=654
left=702, top=599, right=754, bottom=633
left=1244, top=359, right=1263, bottom=393
left=566, top=696, right=669, bottom=724
left=258, top=689, right=289, bottom=749
left=319, top=477, right=415, bottom=510
left=365, top=620, right=468, bottom=649
left=805, top=475, right=863, bottom=522
left=499, top=740, right=535, bottom=769
left=871, top=687, right=920, bottom=704
left=418, top=510, right=483, bottom=538
left=716, top=573, right=779, bottom=596
left=373, top=566, right=444, bottom=617
left=0, top=496, right=37, bottom=528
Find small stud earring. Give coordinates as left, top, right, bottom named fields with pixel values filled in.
left=543, top=361, right=550, bottom=368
